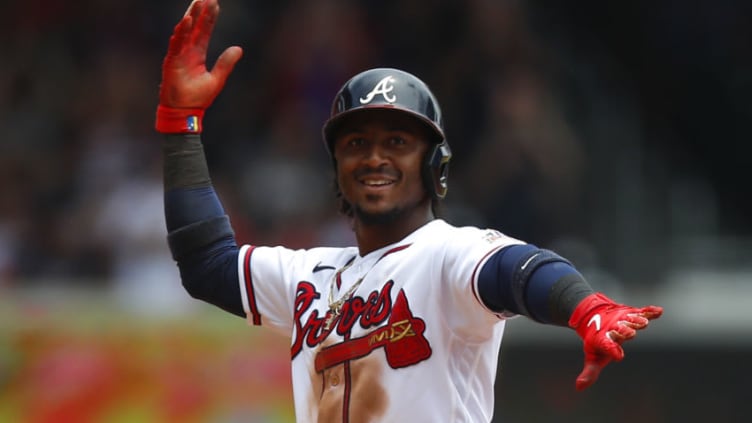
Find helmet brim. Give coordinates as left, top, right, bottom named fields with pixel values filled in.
left=322, top=105, right=445, bottom=155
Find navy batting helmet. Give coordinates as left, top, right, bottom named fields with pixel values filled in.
left=322, top=68, right=452, bottom=199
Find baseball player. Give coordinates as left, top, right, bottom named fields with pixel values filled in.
left=156, top=1, right=663, bottom=421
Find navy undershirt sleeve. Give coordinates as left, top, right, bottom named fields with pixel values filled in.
left=177, top=235, right=244, bottom=317
left=164, top=185, right=244, bottom=317
left=524, top=261, right=583, bottom=323
left=164, top=186, right=226, bottom=232
left=478, top=244, right=586, bottom=325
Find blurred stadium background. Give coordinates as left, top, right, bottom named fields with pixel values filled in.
left=1, top=0, right=750, bottom=421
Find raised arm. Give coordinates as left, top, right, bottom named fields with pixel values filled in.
left=155, top=0, right=245, bottom=317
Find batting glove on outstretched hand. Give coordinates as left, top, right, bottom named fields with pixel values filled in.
left=155, top=0, right=243, bottom=133
left=568, top=293, right=663, bottom=391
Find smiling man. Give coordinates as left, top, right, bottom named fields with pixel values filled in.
left=155, top=1, right=663, bottom=422
left=330, top=107, right=438, bottom=247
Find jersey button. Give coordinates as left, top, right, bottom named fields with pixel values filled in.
left=330, top=374, right=340, bottom=386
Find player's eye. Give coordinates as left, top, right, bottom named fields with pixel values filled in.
left=347, top=137, right=366, bottom=148
left=388, top=136, right=407, bottom=146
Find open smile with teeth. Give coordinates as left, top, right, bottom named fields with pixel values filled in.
left=361, top=179, right=395, bottom=187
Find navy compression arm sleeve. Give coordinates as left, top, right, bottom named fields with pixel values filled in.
left=164, top=186, right=225, bottom=231
left=163, top=134, right=244, bottom=317
left=477, top=244, right=594, bottom=325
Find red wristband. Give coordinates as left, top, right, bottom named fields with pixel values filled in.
left=155, top=105, right=206, bottom=134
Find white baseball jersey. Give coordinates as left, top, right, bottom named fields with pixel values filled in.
left=237, top=219, right=524, bottom=422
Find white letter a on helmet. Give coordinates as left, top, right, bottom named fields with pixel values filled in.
left=360, top=76, right=397, bottom=104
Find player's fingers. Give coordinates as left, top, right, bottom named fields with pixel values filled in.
left=600, top=332, right=626, bottom=359
left=187, top=0, right=204, bottom=20
left=210, top=46, right=243, bottom=83
left=622, top=313, right=649, bottom=329
left=192, top=0, right=219, bottom=56
left=608, top=324, right=636, bottom=343
left=575, top=358, right=609, bottom=391
left=184, top=0, right=203, bottom=17
left=640, top=305, right=664, bottom=320
left=176, top=0, right=204, bottom=51
left=166, top=15, right=194, bottom=58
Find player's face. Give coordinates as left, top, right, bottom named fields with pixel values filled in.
left=333, top=109, right=432, bottom=225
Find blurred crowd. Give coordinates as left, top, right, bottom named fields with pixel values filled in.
left=0, top=0, right=749, bottom=297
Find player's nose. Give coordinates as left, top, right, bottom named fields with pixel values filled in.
left=359, top=143, right=390, bottom=167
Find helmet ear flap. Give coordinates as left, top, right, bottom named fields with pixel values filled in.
left=426, top=141, right=452, bottom=199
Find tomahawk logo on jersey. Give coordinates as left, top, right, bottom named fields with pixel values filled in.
left=236, top=220, right=523, bottom=422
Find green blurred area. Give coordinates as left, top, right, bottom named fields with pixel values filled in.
left=0, top=292, right=294, bottom=423
left=1, top=288, right=748, bottom=422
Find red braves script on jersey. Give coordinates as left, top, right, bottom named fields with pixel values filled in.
left=237, top=219, right=523, bottom=422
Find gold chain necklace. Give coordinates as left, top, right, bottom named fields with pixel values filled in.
left=323, top=244, right=411, bottom=331
left=324, top=258, right=369, bottom=331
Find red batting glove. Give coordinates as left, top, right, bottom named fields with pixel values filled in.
left=568, top=293, right=663, bottom=391
left=155, top=0, right=243, bottom=133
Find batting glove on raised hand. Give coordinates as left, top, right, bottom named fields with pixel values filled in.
left=568, top=293, right=663, bottom=391
left=156, top=0, right=243, bottom=133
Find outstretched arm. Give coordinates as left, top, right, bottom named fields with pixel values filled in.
left=478, top=245, right=663, bottom=390
left=156, top=0, right=246, bottom=317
